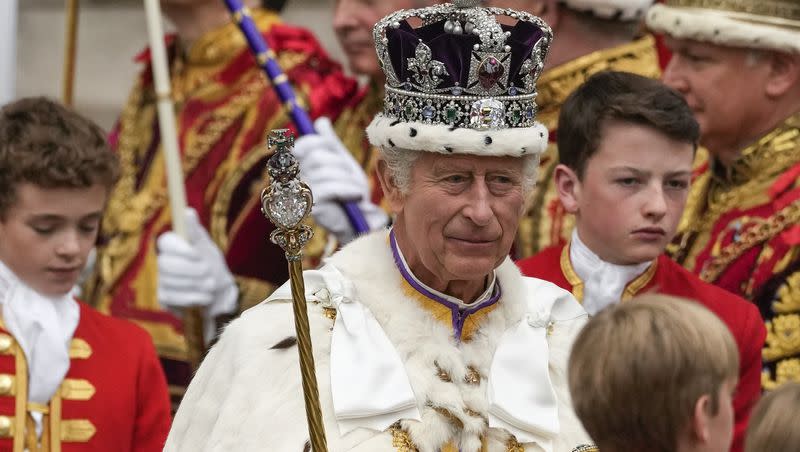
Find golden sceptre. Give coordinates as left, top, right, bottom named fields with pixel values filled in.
left=261, top=129, right=328, bottom=452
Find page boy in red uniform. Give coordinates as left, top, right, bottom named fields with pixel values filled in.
left=516, top=71, right=765, bottom=452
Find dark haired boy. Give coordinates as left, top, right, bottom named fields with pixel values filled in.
left=0, top=97, right=170, bottom=450
left=516, top=71, right=765, bottom=452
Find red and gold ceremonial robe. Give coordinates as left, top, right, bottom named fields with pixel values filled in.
left=517, top=246, right=766, bottom=452
left=670, top=113, right=800, bottom=390
left=515, top=36, right=661, bottom=259
left=0, top=302, right=170, bottom=451
left=83, top=8, right=358, bottom=403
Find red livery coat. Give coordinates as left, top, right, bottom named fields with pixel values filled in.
left=0, top=302, right=170, bottom=451
left=518, top=246, right=766, bottom=452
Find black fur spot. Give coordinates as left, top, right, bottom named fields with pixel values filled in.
left=409, top=127, right=418, bottom=137
left=520, top=148, right=527, bottom=154
left=539, top=132, right=544, bottom=138
left=484, top=136, right=492, bottom=145
left=388, top=138, right=396, bottom=148
left=270, top=336, right=297, bottom=350
left=445, top=146, right=454, bottom=153
left=390, top=120, right=401, bottom=127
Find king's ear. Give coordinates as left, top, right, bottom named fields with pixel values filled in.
left=375, top=158, right=404, bottom=215
left=765, top=51, right=800, bottom=98
left=553, top=164, right=580, bottom=214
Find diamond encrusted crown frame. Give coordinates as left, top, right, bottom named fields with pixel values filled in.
left=372, top=0, right=553, bottom=132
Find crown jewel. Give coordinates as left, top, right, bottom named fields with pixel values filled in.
left=373, top=1, right=552, bottom=132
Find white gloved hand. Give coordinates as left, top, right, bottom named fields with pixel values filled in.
left=293, top=117, right=389, bottom=244
left=157, top=209, right=238, bottom=341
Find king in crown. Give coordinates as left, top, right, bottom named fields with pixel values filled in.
left=165, top=2, right=596, bottom=451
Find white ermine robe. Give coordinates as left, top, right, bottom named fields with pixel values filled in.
left=165, top=231, right=592, bottom=452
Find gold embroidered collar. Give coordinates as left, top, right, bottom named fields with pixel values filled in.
left=712, top=112, right=800, bottom=186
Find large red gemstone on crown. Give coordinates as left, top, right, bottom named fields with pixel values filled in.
left=478, top=57, right=504, bottom=89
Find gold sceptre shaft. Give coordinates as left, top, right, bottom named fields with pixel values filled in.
left=261, top=129, right=328, bottom=452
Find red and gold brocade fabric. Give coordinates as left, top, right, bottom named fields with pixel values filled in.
left=514, top=35, right=662, bottom=259
left=83, top=9, right=359, bottom=401
left=670, top=113, right=800, bottom=390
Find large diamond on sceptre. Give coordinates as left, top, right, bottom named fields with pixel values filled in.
left=261, top=129, right=314, bottom=260
left=260, top=128, right=329, bottom=451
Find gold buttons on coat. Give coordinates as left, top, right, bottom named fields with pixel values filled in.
left=0, top=375, right=13, bottom=396
left=0, top=335, right=13, bottom=354
left=0, top=415, right=12, bottom=437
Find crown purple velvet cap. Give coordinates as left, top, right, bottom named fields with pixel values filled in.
left=367, top=1, right=553, bottom=158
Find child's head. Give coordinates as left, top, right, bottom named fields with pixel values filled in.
left=0, top=97, right=119, bottom=296
left=568, top=294, right=739, bottom=452
left=555, top=71, right=699, bottom=265
left=745, top=382, right=800, bottom=452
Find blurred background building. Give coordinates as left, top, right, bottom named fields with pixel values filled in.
left=15, top=0, right=344, bottom=129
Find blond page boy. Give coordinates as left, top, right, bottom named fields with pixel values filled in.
left=569, top=294, right=739, bottom=452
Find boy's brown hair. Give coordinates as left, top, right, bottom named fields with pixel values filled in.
left=557, top=71, right=699, bottom=178
left=568, top=294, right=739, bottom=452
left=745, top=382, right=800, bottom=452
left=0, top=97, right=119, bottom=218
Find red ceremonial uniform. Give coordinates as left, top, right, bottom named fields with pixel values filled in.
left=670, top=114, right=800, bottom=391
left=0, top=302, right=170, bottom=451
left=518, top=246, right=766, bottom=452
left=83, top=8, right=359, bottom=404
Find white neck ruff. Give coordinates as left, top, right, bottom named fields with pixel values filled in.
left=569, top=230, right=651, bottom=315
left=0, top=260, right=79, bottom=431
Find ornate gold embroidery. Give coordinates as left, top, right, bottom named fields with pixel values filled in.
left=464, top=366, right=482, bottom=385
left=537, top=36, right=660, bottom=131
left=322, top=307, right=337, bottom=322
left=429, top=404, right=465, bottom=429
left=506, top=437, right=525, bottom=452
left=763, top=314, right=800, bottom=362
left=762, top=358, right=800, bottom=391
left=390, top=423, right=419, bottom=452
left=672, top=114, right=800, bottom=276
left=435, top=362, right=452, bottom=383
left=775, top=272, right=800, bottom=314
left=699, top=200, right=800, bottom=284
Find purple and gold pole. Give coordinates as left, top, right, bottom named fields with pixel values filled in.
left=222, top=0, right=370, bottom=234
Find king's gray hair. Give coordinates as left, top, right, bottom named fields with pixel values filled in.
left=378, top=146, right=539, bottom=195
